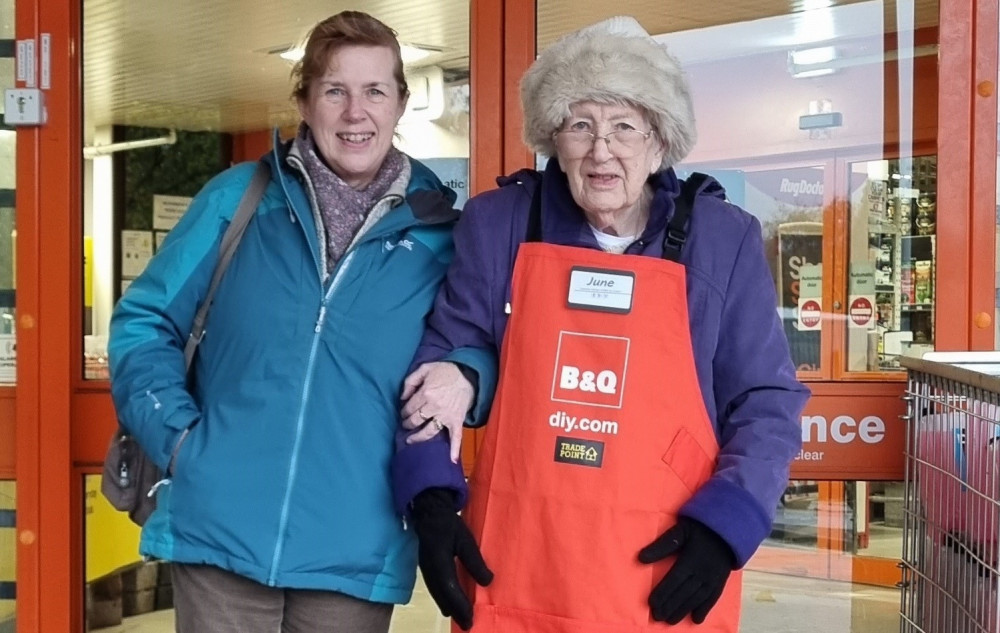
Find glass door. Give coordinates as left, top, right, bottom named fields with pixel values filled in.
left=1, top=0, right=17, bottom=627
left=847, top=155, right=938, bottom=373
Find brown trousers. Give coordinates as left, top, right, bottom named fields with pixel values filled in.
left=171, top=563, right=393, bottom=633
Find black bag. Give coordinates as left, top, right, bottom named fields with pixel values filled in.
left=100, top=160, right=271, bottom=525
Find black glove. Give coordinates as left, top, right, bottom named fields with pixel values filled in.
left=411, top=487, right=494, bottom=631
left=638, top=516, right=736, bottom=625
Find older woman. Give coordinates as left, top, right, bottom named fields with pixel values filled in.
left=393, top=16, right=810, bottom=633
left=107, top=11, right=480, bottom=633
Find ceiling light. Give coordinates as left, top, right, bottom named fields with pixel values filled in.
left=788, top=46, right=838, bottom=78
left=790, top=46, right=837, bottom=66
left=401, top=45, right=433, bottom=64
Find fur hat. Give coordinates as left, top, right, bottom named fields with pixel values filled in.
left=521, top=16, right=697, bottom=171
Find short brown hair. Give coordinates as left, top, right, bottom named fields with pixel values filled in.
left=291, top=11, right=408, bottom=102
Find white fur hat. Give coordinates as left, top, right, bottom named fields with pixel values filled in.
left=521, top=16, right=697, bottom=171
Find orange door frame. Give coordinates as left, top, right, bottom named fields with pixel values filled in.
left=938, top=0, right=998, bottom=351
left=14, top=0, right=82, bottom=629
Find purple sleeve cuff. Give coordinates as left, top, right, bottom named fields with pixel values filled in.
left=391, top=437, right=468, bottom=517
left=680, top=477, right=772, bottom=568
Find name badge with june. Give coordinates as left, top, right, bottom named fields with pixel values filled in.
left=567, top=267, right=635, bottom=314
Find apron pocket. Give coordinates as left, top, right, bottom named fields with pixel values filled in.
left=661, top=428, right=715, bottom=495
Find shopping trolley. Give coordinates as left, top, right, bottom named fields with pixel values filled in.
left=900, top=353, right=1000, bottom=633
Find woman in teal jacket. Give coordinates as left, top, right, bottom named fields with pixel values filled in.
left=107, top=11, right=490, bottom=633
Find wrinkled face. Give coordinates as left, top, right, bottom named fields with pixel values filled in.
left=297, top=45, right=407, bottom=189
left=554, top=101, right=664, bottom=219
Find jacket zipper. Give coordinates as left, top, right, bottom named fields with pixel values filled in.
left=266, top=164, right=450, bottom=575
left=267, top=277, right=339, bottom=585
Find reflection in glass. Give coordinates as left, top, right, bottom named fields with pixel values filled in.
left=766, top=479, right=903, bottom=564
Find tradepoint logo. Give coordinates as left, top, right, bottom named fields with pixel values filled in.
left=551, top=331, right=630, bottom=409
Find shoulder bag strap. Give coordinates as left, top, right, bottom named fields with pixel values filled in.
left=184, top=160, right=271, bottom=369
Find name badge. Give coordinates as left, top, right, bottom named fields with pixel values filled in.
left=567, top=267, right=634, bottom=314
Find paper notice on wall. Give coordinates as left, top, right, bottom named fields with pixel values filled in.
left=796, top=263, right=822, bottom=331
left=154, top=231, right=169, bottom=252
left=0, top=334, right=15, bottom=384
left=121, top=230, right=154, bottom=278
left=153, top=195, right=192, bottom=231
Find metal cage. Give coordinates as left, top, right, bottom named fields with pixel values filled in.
left=900, top=353, right=1000, bottom=633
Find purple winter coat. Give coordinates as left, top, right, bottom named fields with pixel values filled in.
left=392, top=160, right=810, bottom=567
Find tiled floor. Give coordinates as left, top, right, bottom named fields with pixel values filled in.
left=97, top=570, right=900, bottom=633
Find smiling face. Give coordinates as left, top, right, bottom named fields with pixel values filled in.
left=297, top=45, right=408, bottom=189
left=554, top=101, right=665, bottom=228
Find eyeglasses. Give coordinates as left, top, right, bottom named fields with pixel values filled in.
left=553, top=128, right=655, bottom=157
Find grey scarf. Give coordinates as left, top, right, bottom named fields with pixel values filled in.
left=294, top=124, right=406, bottom=267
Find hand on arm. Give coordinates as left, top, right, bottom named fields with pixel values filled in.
left=400, top=362, right=475, bottom=463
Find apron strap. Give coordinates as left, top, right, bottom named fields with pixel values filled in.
left=662, top=172, right=708, bottom=262
left=525, top=176, right=544, bottom=243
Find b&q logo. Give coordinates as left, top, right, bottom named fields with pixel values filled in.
left=550, top=331, right=630, bottom=409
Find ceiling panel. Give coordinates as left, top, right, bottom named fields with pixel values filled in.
left=83, top=0, right=940, bottom=138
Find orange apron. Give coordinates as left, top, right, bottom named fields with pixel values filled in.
left=459, top=241, right=742, bottom=632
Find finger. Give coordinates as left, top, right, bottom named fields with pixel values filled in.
left=691, top=585, right=726, bottom=624
left=456, top=531, right=494, bottom=587
left=452, top=595, right=474, bottom=631
left=405, top=423, right=443, bottom=445
left=638, top=525, right=684, bottom=563
left=649, top=565, right=695, bottom=620
left=663, top=583, right=712, bottom=625
left=401, top=411, right=429, bottom=430
left=400, top=396, right=428, bottom=420
left=401, top=364, right=431, bottom=400
left=449, top=423, right=464, bottom=463
left=423, top=579, right=454, bottom=618
left=432, top=577, right=472, bottom=631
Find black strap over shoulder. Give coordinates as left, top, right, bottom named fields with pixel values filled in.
left=524, top=174, right=544, bottom=243
left=662, top=172, right=708, bottom=262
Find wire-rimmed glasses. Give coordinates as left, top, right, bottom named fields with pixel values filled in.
left=553, top=127, right=655, bottom=157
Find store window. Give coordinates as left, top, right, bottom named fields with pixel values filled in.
left=0, top=0, right=15, bottom=385
left=0, top=0, right=16, bottom=626
left=848, top=156, right=937, bottom=371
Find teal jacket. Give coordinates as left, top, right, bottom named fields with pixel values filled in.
left=108, top=138, right=493, bottom=603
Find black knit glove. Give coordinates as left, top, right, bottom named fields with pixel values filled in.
left=638, top=517, right=736, bottom=625
left=411, top=488, right=494, bottom=631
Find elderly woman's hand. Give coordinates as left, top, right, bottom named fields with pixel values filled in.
left=401, top=362, right=475, bottom=463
